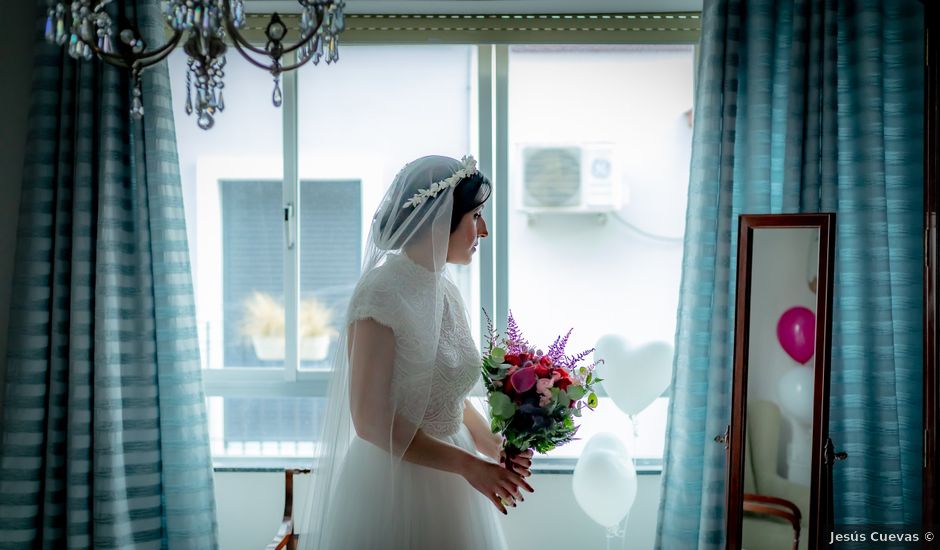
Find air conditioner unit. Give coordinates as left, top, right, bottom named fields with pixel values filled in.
left=520, top=144, right=622, bottom=214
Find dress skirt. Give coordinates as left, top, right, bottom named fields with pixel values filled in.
left=317, top=423, right=509, bottom=550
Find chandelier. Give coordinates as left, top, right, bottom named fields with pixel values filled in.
left=44, top=0, right=346, bottom=130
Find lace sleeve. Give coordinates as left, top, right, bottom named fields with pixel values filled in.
left=346, top=271, right=402, bottom=332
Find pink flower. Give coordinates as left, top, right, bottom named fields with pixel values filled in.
left=509, top=367, right=537, bottom=393
left=536, top=378, right=554, bottom=394
left=539, top=393, right=553, bottom=407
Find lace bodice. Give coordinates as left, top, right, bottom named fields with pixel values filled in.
left=347, top=253, right=481, bottom=438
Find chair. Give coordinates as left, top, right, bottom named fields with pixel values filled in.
left=741, top=400, right=810, bottom=550
left=267, top=468, right=311, bottom=550
left=743, top=493, right=802, bottom=550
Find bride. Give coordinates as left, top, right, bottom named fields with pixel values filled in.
left=298, top=155, right=535, bottom=549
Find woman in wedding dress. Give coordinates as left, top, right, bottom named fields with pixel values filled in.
left=298, top=155, right=534, bottom=550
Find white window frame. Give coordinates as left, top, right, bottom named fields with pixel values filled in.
left=200, top=15, right=701, bottom=468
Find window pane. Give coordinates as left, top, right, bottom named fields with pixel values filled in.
left=220, top=179, right=286, bottom=367
left=298, top=179, right=362, bottom=368
left=507, top=45, right=694, bottom=460
left=170, top=49, right=286, bottom=371
left=297, top=44, right=481, bottom=367
left=208, top=396, right=325, bottom=459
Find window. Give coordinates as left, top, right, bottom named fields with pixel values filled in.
left=170, top=20, right=696, bottom=467
left=504, top=45, right=693, bottom=463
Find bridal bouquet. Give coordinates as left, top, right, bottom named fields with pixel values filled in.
left=481, top=312, right=602, bottom=466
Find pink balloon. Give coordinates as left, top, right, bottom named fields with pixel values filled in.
left=776, top=306, right=816, bottom=365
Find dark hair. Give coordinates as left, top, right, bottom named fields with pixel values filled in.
left=449, top=172, right=492, bottom=232
left=375, top=161, right=492, bottom=250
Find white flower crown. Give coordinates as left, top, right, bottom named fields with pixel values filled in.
left=401, top=155, right=478, bottom=209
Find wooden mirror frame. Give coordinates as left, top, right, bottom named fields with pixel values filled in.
left=924, top=0, right=938, bottom=533
left=725, top=213, right=837, bottom=550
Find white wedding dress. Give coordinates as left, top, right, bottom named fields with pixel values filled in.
left=317, top=253, right=509, bottom=550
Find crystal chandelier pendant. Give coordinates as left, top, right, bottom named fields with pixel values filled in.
left=131, top=71, right=145, bottom=119
left=44, top=10, right=54, bottom=42
left=272, top=76, right=283, bottom=107
left=197, top=111, right=214, bottom=130
left=43, top=0, right=346, bottom=129
left=185, top=70, right=193, bottom=115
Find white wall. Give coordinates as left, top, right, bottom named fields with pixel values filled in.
left=505, top=46, right=694, bottom=354
left=0, top=0, right=37, bottom=423
left=214, top=470, right=661, bottom=550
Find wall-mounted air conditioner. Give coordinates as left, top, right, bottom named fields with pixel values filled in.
left=519, top=144, right=622, bottom=214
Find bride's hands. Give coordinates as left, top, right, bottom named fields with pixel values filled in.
left=461, top=455, right=534, bottom=515
left=499, top=447, right=534, bottom=478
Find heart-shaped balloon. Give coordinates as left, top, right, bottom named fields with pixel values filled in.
left=776, top=306, right=816, bottom=365
left=593, top=335, right=673, bottom=416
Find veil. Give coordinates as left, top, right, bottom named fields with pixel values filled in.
left=296, top=155, right=476, bottom=549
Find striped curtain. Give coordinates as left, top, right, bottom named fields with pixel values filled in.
left=655, top=0, right=924, bottom=546
left=0, top=1, right=218, bottom=548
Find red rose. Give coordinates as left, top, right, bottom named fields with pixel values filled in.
left=534, top=364, right=551, bottom=378
left=556, top=378, right=572, bottom=391
left=539, top=356, right=553, bottom=367
left=504, top=354, right=522, bottom=367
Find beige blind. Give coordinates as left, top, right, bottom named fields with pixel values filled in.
left=237, top=12, right=701, bottom=45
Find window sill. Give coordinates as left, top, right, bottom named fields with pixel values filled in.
left=212, top=457, right=663, bottom=475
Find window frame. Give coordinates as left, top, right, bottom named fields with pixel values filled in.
left=201, top=13, right=701, bottom=468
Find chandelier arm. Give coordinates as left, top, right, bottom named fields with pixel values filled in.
left=222, top=6, right=328, bottom=66
left=278, top=28, right=319, bottom=56
left=227, top=34, right=278, bottom=72
left=221, top=8, right=271, bottom=57
left=81, top=28, right=184, bottom=71
left=277, top=47, right=319, bottom=72
left=277, top=5, right=327, bottom=56
left=127, top=28, right=185, bottom=70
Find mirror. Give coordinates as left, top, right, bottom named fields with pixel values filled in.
left=725, top=213, right=838, bottom=550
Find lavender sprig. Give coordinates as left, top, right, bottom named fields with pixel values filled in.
left=504, top=310, right=530, bottom=354
left=482, top=309, right=498, bottom=351
left=557, top=347, right=596, bottom=370
left=546, top=328, right=573, bottom=362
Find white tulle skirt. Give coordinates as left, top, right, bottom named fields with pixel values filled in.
left=317, top=423, right=509, bottom=550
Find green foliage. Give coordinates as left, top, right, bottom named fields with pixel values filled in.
left=488, top=391, right=516, bottom=420
left=587, top=392, right=598, bottom=409
left=567, top=385, right=587, bottom=401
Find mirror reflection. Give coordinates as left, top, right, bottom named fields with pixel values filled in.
left=741, top=227, right=819, bottom=550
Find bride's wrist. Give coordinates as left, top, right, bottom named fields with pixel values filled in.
left=457, top=450, right=483, bottom=478
left=479, top=434, right=501, bottom=461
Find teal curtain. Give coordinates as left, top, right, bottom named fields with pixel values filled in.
left=656, top=0, right=924, bottom=546
left=0, top=1, right=218, bottom=548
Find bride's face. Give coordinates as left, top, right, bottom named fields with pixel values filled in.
left=446, top=205, right=488, bottom=265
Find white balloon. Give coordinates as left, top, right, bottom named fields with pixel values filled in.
left=582, top=432, right=630, bottom=457
left=572, top=442, right=638, bottom=528
left=776, top=367, right=815, bottom=426
left=594, top=335, right=674, bottom=416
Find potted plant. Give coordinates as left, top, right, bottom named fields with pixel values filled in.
left=299, top=296, right=338, bottom=361
left=240, top=292, right=337, bottom=361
